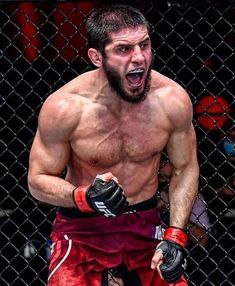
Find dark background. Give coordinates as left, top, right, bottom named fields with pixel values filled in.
left=0, top=0, right=234, bottom=285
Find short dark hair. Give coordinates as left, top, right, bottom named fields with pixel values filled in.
left=86, top=4, right=150, bottom=54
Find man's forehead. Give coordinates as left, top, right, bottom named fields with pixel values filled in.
left=109, top=26, right=149, bottom=44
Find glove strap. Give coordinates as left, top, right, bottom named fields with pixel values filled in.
left=163, top=227, right=187, bottom=248
left=73, top=186, right=94, bottom=212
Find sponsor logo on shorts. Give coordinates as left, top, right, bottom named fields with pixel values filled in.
left=152, top=225, right=165, bottom=240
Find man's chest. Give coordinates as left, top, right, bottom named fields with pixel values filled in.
left=71, top=109, right=170, bottom=167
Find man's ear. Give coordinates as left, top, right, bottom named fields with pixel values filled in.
left=88, top=48, right=102, bottom=67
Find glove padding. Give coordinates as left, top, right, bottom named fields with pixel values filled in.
left=73, top=177, right=128, bottom=217
left=157, top=240, right=187, bottom=283
left=86, top=177, right=128, bottom=217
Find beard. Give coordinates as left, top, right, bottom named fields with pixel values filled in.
left=103, top=58, right=152, bottom=104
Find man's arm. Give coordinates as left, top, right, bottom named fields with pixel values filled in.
left=151, top=86, right=199, bottom=282
left=28, top=94, right=128, bottom=215
left=167, top=123, right=199, bottom=228
left=28, top=95, right=77, bottom=208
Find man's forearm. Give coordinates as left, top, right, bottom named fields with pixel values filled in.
left=28, top=174, right=76, bottom=207
left=168, top=165, right=199, bottom=228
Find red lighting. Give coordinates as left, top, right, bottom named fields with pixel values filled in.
left=196, top=95, right=231, bottom=130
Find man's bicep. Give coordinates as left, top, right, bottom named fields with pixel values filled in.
left=167, top=124, right=198, bottom=172
left=29, top=130, right=70, bottom=177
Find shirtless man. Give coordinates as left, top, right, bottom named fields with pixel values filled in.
left=28, top=5, right=199, bottom=286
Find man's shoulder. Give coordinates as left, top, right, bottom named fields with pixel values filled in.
left=151, top=70, right=185, bottom=94
left=150, top=70, right=193, bottom=127
left=150, top=70, right=190, bottom=105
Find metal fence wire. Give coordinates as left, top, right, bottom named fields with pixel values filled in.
left=0, top=0, right=234, bottom=285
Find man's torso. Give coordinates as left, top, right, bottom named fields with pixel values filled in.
left=49, top=70, right=178, bottom=203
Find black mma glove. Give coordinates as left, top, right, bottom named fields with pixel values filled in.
left=157, top=227, right=188, bottom=283
left=73, top=177, right=128, bottom=217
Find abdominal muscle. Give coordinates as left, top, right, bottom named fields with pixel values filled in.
left=66, top=154, right=161, bottom=205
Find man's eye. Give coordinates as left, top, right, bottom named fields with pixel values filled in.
left=118, top=46, right=130, bottom=53
left=141, top=42, right=149, bottom=49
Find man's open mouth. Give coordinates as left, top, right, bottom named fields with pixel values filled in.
left=126, top=68, right=145, bottom=86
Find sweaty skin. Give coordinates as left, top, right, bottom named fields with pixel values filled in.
left=28, top=26, right=199, bottom=278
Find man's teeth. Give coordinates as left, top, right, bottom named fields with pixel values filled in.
left=128, top=69, right=144, bottom=74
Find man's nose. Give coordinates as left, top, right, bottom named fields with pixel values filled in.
left=131, top=46, right=145, bottom=63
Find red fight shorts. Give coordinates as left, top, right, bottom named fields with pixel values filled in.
left=48, top=197, right=187, bottom=286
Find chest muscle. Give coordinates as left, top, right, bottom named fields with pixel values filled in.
left=71, top=109, right=169, bottom=167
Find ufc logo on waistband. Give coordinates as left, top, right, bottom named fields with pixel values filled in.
left=94, top=202, right=116, bottom=217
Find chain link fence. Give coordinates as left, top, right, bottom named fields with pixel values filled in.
left=0, top=0, right=234, bottom=285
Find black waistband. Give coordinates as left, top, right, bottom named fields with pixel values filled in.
left=57, top=195, right=158, bottom=219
